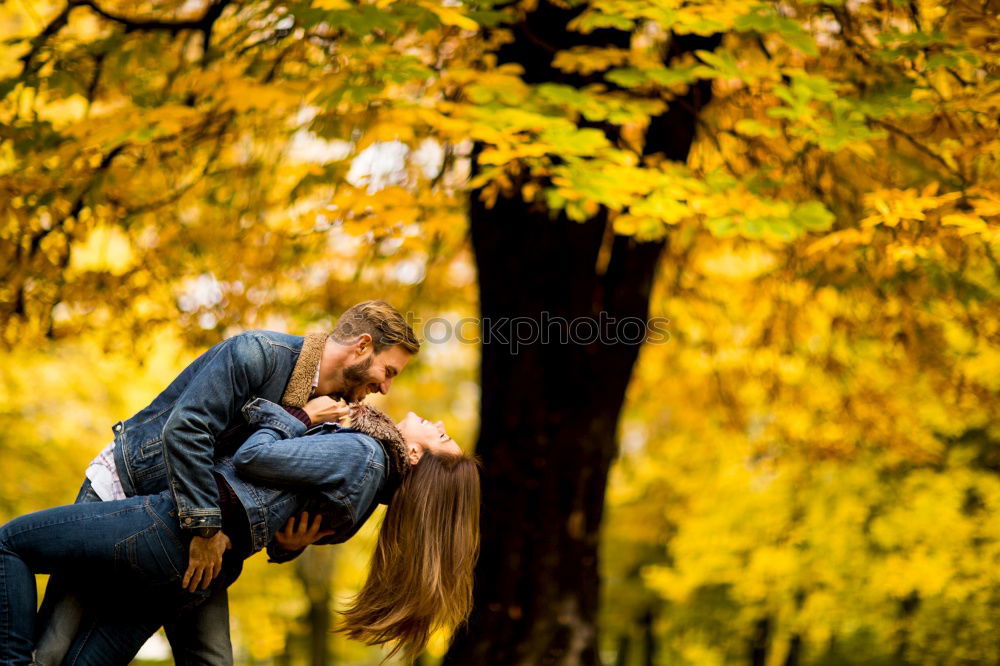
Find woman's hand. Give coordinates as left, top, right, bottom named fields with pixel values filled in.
left=273, top=511, right=336, bottom=552
left=303, top=396, right=350, bottom=425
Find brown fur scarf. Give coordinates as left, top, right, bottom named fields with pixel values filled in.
left=347, top=403, right=410, bottom=481
left=280, top=332, right=329, bottom=408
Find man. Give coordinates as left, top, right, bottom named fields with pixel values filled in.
left=35, top=300, right=420, bottom=665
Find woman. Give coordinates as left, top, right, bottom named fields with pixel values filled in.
left=0, top=397, right=480, bottom=665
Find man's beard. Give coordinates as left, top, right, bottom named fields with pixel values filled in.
left=340, top=354, right=374, bottom=403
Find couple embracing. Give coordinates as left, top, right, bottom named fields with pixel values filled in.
left=0, top=301, right=481, bottom=664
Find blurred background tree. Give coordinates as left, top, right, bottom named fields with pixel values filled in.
left=1, top=0, right=997, bottom=664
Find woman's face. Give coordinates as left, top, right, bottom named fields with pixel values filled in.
left=397, top=412, right=462, bottom=464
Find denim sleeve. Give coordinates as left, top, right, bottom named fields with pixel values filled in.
left=162, top=334, right=273, bottom=531
left=266, top=542, right=305, bottom=564
left=234, top=398, right=377, bottom=512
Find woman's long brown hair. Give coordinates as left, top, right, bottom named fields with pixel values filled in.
left=336, top=450, right=481, bottom=663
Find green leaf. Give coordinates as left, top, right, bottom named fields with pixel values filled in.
left=792, top=201, right=836, bottom=231
left=926, top=54, right=960, bottom=69
left=574, top=12, right=635, bottom=33
left=780, top=30, right=819, bottom=56
left=648, top=64, right=707, bottom=86
left=707, top=216, right=740, bottom=237
left=734, top=119, right=779, bottom=138
left=695, top=49, right=748, bottom=82
left=605, top=68, right=646, bottom=88
left=467, top=9, right=510, bottom=27
left=733, top=10, right=818, bottom=55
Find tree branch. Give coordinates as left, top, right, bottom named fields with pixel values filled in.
left=73, top=0, right=228, bottom=34
left=868, top=118, right=967, bottom=188
left=28, top=144, right=126, bottom=258
left=18, top=4, right=72, bottom=79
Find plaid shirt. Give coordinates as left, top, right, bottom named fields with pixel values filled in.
left=85, top=441, right=126, bottom=501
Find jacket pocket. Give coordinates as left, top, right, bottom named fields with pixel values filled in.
left=132, top=462, right=167, bottom=490
left=139, top=437, right=162, bottom=459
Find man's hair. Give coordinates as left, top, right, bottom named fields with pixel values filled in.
left=331, top=301, right=420, bottom=355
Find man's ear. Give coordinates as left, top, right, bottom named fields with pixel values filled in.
left=354, top=333, right=373, bottom=356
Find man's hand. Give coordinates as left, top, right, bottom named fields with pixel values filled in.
left=183, top=531, right=232, bottom=593
left=274, top=511, right=336, bottom=552
left=303, top=396, right=350, bottom=425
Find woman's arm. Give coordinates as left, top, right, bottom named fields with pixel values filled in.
left=234, top=398, right=377, bottom=502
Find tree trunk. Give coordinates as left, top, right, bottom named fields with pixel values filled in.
left=443, top=4, right=720, bottom=664
left=784, top=634, right=802, bottom=666
left=750, top=616, right=770, bottom=666
left=296, top=546, right=335, bottom=666
left=641, top=608, right=657, bottom=666
left=614, top=633, right=631, bottom=666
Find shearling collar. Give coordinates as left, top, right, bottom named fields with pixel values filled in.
left=348, top=403, right=410, bottom=487
left=280, top=332, right=328, bottom=408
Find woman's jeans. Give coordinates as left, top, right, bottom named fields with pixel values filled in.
left=0, top=489, right=225, bottom=665
left=30, top=480, right=234, bottom=666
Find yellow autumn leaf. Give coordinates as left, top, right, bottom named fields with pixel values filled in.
left=940, top=213, right=987, bottom=234
left=970, top=197, right=1000, bottom=218
left=70, top=224, right=136, bottom=275
left=552, top=47, right=631, bottom=75
left=417, top=1, right=478, bottom=30
left=612, top=213, right=640, bottom=235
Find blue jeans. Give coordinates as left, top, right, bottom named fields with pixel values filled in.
left=32, top=480, right=234, bottom=666
left=0, top=490, right=226, bottom=665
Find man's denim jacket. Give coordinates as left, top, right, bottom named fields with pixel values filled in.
left=112, top=331, right=328, bottom=532
left=215, top=398, right=391, bottom=560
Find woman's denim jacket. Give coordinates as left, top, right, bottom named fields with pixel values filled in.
left=111, top=331, right=321, bottom=532
left=215, top=398, right=393, bottom=561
